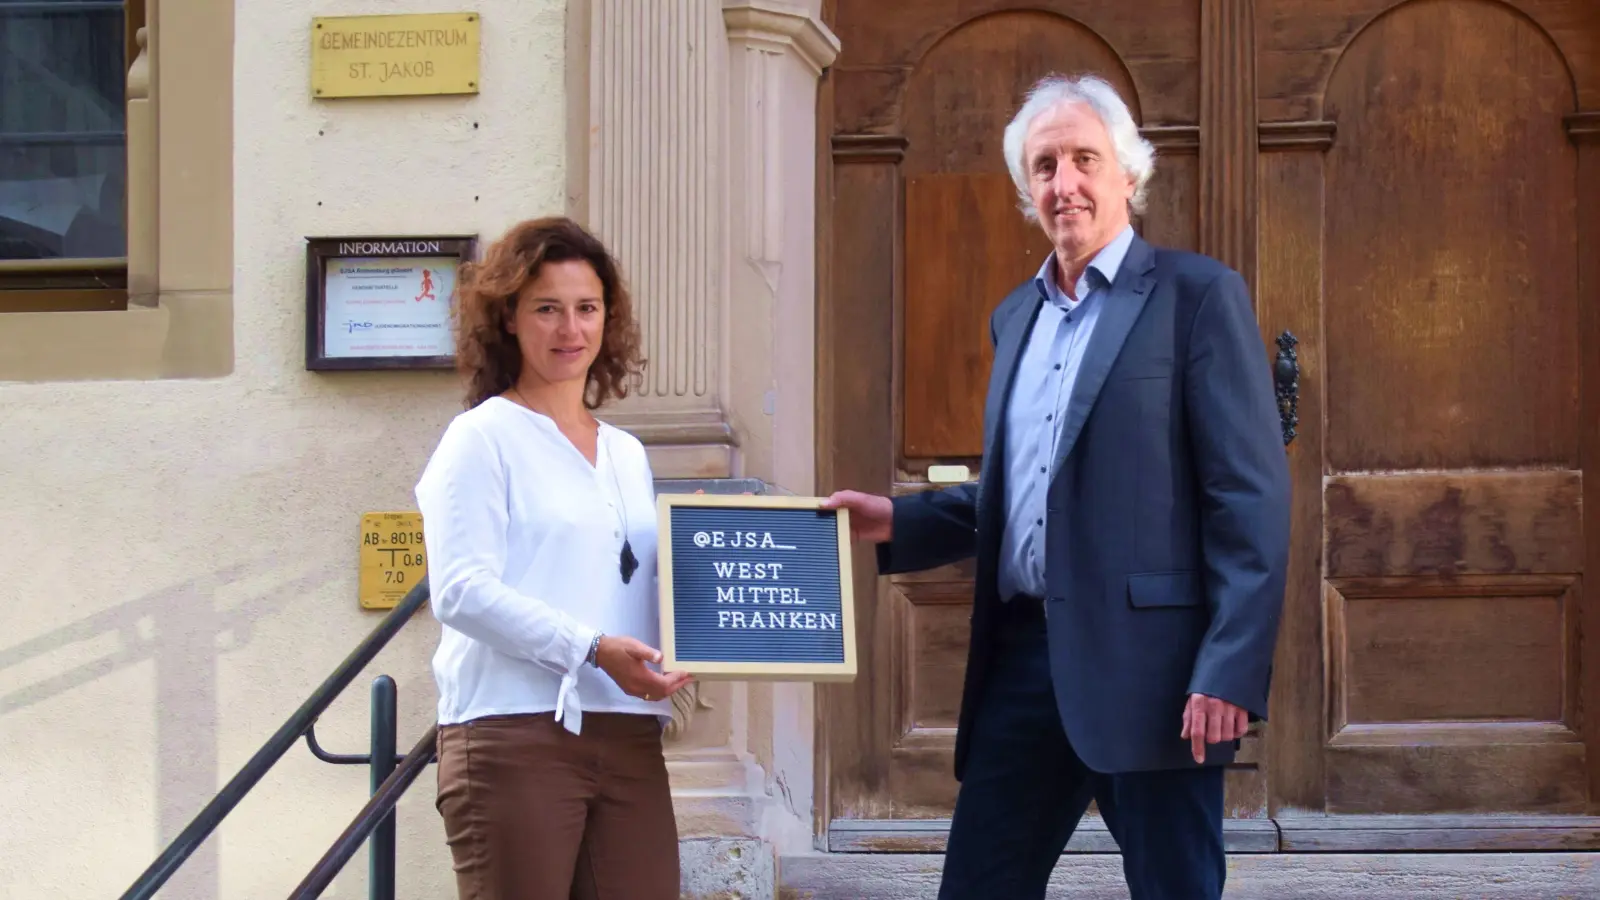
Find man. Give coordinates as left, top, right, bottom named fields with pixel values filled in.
left=823, top=75, right=1290, bottom=899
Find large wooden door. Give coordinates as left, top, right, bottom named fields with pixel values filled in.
left=817, top=0, right=1600, bottom=853
left=1257, top=0, right=1600, bottom=849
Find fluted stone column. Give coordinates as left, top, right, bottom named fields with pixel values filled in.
left=577, top=0, right=735, bottom=479
left=572, top=0, right=837, bottom=869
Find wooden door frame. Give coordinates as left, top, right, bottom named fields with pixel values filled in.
left=808, top=0, right=1259, bottom=853
left=812, top=0, right=1600, bottom=854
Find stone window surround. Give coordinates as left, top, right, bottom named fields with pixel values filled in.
left=0, top=0, right=234, bottom=382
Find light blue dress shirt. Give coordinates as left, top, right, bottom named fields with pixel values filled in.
left=998, top=225, right=1135, bottom=602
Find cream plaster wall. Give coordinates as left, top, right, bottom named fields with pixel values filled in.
left=2, top=0, right=840, bottom=896
left=0, top=0, right=568, bottom=897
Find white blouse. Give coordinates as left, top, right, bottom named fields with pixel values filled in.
left=414, top=396, right=671, bottom=733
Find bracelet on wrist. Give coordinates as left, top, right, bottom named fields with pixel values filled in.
left=586, top=632, right=604, bottom=667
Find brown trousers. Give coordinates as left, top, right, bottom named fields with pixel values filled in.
left=435, top=711, right=679, bottom=900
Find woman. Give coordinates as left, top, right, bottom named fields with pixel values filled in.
left=415, top=216, right=691, bottom=899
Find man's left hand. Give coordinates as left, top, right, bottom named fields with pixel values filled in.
left=1181, top=693, right=1249, bottom=764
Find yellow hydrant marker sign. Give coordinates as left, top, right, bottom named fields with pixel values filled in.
left=311, top=13, right=480, bottom=99
left=360, top=512, right=428, bottom=609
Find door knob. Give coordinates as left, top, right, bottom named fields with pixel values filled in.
left=1274, top=331, right=1299, bottom=447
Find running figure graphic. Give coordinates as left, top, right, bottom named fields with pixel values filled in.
left=415, top=268, right=436, bottom=302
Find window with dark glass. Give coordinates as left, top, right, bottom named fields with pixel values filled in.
left=0, top=0, right=141, bottom=312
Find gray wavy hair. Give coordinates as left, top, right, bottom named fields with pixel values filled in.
left=1001, top=74, right=1156, bottom=219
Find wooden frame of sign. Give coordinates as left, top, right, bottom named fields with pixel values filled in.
left=656, top=493, right=857, bottom=681
left=304, top=234, right=477, bottom=371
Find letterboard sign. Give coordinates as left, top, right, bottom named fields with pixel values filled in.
left=657, top=494, right=857, bottom=681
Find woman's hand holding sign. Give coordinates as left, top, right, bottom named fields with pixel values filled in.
left=595, top=635, right=692, bottom=702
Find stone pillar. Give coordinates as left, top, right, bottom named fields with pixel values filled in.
left=719, top=0, right=838, bottom=860
left=573, top=0, right=838, bottom=889
left=721, top=0, right=836, bottom=500
left=575, top=0, right=736, bottom=480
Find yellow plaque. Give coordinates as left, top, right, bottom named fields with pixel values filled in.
left=359, top=512, right=428, bottom=609
left=311, top=13, right=480, bottom=99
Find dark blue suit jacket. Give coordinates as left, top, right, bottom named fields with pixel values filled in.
left=877, top=234, right=1290, bottom=776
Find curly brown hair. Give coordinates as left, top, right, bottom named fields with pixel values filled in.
left=453, top=216, right=645, bottom=410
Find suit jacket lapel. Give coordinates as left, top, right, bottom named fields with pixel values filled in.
left=983, top=283, right=1043, bottom=456
left=975, top=282, right=1041, bottom=577
left=1052, top=235, right=1156, bottom=473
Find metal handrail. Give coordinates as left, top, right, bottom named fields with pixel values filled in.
left=117, top=583, right=433, bottom=900
left=288, top=724, right=440, bottom=899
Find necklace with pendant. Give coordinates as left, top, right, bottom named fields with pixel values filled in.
left=609, top=459, right=639, bottom=584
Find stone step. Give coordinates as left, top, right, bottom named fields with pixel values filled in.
left=778, top=852, right=1600, bottom=899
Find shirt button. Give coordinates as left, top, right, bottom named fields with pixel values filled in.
left=1054, top=364, right=1062, bottom=370
left=1046, top=414, right=1053, bottom=421
left=1039, top=466, right=1046, bottom=473
left=1036, top=518, right=1044, bottom=526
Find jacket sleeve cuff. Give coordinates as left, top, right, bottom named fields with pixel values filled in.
left=1186, top=674, right=1269, bottom=721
